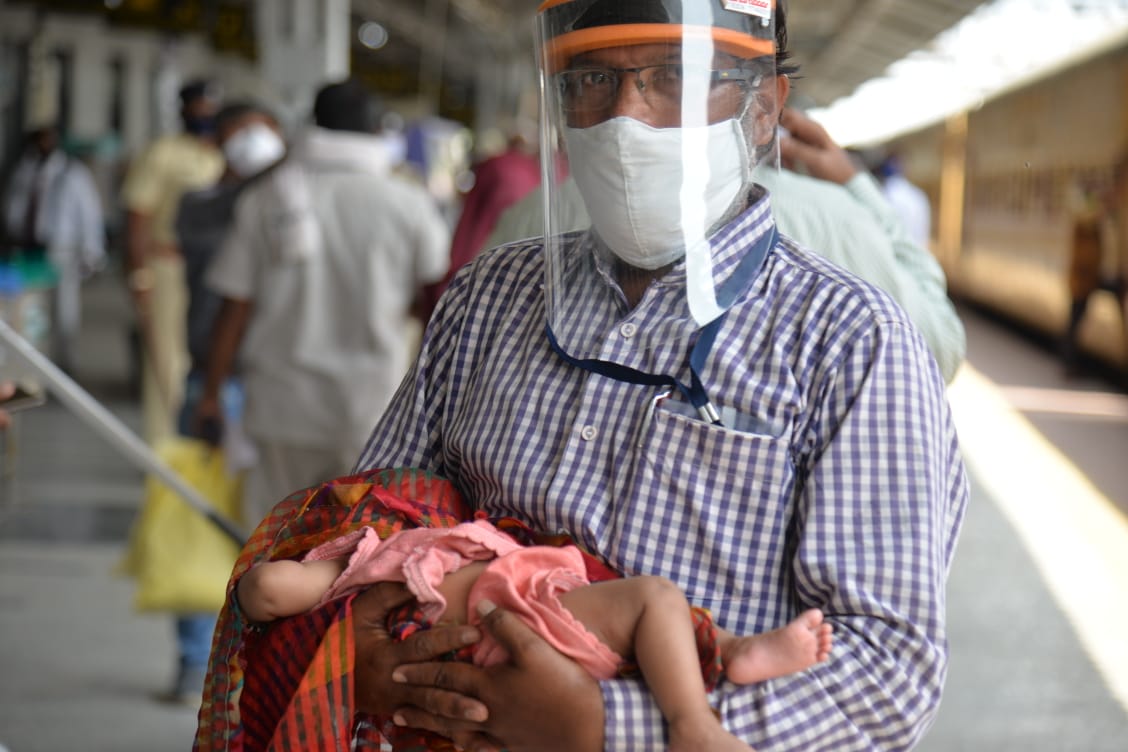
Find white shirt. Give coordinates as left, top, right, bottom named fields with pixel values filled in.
left=3, top=150, right=105, bottom=271
left=206, top=128, right=450, bottom=453
left=881, top=172, right=932, bottom=249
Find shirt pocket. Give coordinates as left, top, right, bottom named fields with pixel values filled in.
left=615, top=402, right=797, bottom=623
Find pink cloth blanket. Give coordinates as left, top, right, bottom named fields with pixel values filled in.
left=304, top=519, right=623, bottom=679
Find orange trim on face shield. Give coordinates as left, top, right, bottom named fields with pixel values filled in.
left=542, top=24, right=774, bottom=73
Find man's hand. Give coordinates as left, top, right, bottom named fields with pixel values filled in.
left=352, top=582, right=486, bottom=722
left=191, top=393, right=225, bottom=447
left=0, top=381, right=15, bottom=430
left=389, top=600, right=605, bottom=752
left=779, top=108, right=859, bottom=186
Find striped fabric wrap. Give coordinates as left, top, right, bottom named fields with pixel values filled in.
left=193, top=466, right=721, bottom=751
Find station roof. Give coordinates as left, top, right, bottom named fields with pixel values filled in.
left=355, top=0, right=992, bottom=108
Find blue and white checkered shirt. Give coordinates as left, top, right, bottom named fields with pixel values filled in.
left=356, top=192, right=969, bottom=751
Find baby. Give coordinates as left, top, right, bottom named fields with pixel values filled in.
left=238, top=518, right=832, bottom=752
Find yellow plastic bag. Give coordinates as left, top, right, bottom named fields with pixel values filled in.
left=119, top=437, right=244, bottom=614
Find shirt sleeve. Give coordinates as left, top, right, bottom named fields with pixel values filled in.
left=72, top=164, right=106, bottom=267
left=205, top=189, right=259, bottom=302
left=601, top=320, right=969, bottom=751
left=120, top=142, right=164, bottom=214
left=844, top=173, right=967, bottom=383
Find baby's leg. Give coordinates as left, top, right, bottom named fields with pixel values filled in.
left=560, top=577, right=753, bottom=752
left=720, top=608, right=832, bottom=685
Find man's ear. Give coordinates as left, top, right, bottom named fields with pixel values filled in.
left=752, top=75, right=791, bottom=147
left=776, top=74, right=791, bottom=109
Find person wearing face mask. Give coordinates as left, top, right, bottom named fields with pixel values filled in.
left=134, top=101, right=284, bottom=708
left=175, top=101, right=285, bottom=442
left=120, top=79, right=225, bottom=446
left=195, top=4, right=968, bottom=751
left=195, top=78, right=450, bottom=533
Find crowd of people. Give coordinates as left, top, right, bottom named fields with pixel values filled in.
left=0, top=1, right=1002, bottom=749
left=116, top=76, right=450, bottom=704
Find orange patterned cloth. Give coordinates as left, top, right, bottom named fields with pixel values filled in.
left=194, top=467, right=471, bottom=752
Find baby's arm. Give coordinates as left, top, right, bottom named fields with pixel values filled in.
left=237, top=558, right=347, bottom=622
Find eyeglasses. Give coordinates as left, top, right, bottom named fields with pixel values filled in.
left=555, top=64, right=765, bottom=114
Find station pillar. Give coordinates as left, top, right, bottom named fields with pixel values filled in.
left=254, top=0, right=350, bottom=127
left=938, top=111, right=969, bottom=273
left=68, top=32, right=112, bottom=142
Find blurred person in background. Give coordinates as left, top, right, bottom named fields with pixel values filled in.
left=120, top=79, right=224, bottom=443
left=152, top=101, right=285, bottom=707
left=874, top=152, right=931, bottom=249
left=197, top=78, right=449, bottom=531
left=2, top=124, right=106, bottom=373
left=176, top=100, right=285, bottom=442
left=420, top=122, right=541, bottom=322
left=1062, top=177, right=1101, bottom=373
left=481, top=107, right=965, bottom=382
left=1062, top=173, right=1124, bottom=376
left=1113, top=155, right=1128, bottom=371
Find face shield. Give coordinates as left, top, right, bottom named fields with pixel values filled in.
left=535, top=0, right=780, bottom=369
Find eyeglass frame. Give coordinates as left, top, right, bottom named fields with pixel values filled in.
left=554, top=63, right=767, bottom=114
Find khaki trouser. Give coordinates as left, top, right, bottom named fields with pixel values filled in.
left=141, top=255, right=188, bottom=444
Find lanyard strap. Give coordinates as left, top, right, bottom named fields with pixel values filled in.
left=546, top=227, right=777, bottom=425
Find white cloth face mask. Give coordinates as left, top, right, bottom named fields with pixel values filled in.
left=564, top=116, right=752, bottom=270
left=223, top=123, right=286, bottom=178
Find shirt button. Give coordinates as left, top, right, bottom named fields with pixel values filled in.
left=580, top=425, right=597, bottom=441
left=619, top=322, right=637, bottom=338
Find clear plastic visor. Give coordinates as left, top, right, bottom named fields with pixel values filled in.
left=535, top=0, right=779, bottom=365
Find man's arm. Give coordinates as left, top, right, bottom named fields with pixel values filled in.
left=588, top=322, right=968, bottom=751
left=0, top=382, right=15, bottom=430
left=120, top=144, right=164, bottom=311
left=123, top=210, right=154, bottom=304
left=193, top=190, right=260, bottom=441
left=194, top=296, right=251, bottom=442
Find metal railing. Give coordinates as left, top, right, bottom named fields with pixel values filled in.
left=0, top=318, right=246, bottom=546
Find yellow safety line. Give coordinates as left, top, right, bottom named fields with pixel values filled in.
left=947, top=364, right=1128, bottom=712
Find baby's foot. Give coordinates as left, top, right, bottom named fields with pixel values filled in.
left=724, top=608, right=832, bottom=685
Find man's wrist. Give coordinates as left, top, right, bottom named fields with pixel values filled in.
left=127, top=267, right=155, bottom=293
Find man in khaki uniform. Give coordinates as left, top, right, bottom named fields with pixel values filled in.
left=120, top=80, right=224, bottom=443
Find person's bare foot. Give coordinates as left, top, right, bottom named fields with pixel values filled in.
left=723, top=608, right=832, bottom=685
